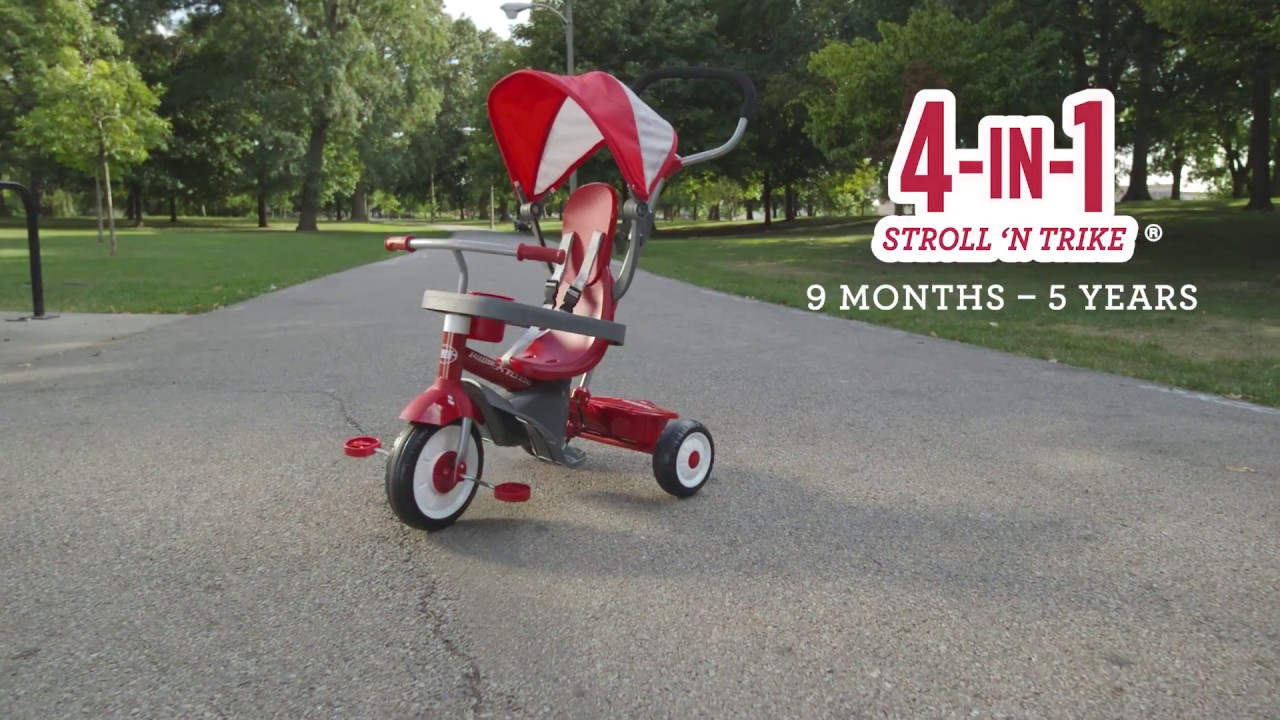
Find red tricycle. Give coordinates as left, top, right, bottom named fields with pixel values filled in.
left=344, top=67, right=756, bottom=531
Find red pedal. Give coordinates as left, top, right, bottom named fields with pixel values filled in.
left=493, top=482, right=531, bottom=503
left=343, top=436, right=382, bottom=458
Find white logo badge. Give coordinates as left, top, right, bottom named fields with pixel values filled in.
left=875, top=88, right=1139, bottom=263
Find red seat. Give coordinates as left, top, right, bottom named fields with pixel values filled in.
left=505, top=183, right=618, bottom=381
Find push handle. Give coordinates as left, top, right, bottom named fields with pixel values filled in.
left=516, top=243, right=566, bottom=264
left=630, top=67, right=756, bottom=168
left=631, top=67, right=757, bottom=121
left=385, top=236, right=414, bottom=252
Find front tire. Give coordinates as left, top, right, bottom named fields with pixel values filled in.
left=385, top=421, right=483, bottom=531
left=653, top=419, right=714, bottom=498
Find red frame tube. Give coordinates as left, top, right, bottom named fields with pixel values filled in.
left=421, top=320, right=674, bottom=457
left=567, top=388, right=678, bottom=455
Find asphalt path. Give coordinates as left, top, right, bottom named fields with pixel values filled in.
left=2, top=228, right=1277, bottom=719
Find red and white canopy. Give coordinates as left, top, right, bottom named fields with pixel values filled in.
left=487, top=69, right=682, bottom=202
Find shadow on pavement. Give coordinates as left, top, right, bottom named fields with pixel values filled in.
left=427, top=461, right=1118, bottom=614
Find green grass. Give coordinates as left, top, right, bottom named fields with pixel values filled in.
left=642, top=200, right=1280, bottom=406
left=0, top=216, right=447, bottom=314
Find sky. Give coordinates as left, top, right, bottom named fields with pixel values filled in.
left=443, top=0, right=516, bottom=38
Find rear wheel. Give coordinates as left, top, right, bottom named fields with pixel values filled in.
left=385, top=421, right=482, bottom=531
left=653, top=419, right=714, bottom=498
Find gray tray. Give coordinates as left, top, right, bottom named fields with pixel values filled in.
left=421, top=290, right=626, bottom=346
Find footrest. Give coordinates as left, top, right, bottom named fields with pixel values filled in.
left=493, top=482, right=531, bottom=503
left=344, top=436, right=384, bottom=458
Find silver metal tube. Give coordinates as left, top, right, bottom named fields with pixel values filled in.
left=612, top=181, right=664, bottom=302
left=455, top=417, right=473, bottom=479
left=452, top=250, right=468, bottom=294
left=680, top=118, right=748, bottom=167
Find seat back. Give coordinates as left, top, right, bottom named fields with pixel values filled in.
left=502, top=183, right=619, bottom=381
left=553, top=182, right=618, bottom=323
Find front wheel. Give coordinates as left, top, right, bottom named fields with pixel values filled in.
left=653, top=419, right=714, bottom=498
left=385, top=421, right=483, bottom=531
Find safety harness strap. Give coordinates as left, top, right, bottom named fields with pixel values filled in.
left=542, top=231, right=576, bottom=307
left=560, top=231, right=603, bottom=314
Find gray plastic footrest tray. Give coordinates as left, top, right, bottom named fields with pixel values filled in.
left=421, top=290, right=626, bottom=345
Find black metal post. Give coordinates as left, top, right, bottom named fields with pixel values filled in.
left=0, top=180, right=52, bottom=320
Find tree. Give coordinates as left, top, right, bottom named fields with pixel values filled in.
left=92, top=0, right=190, bottom=227
left=1143, top=0, right=1278, bottom=210
left=1118, top=5, right=1167, bottom=202
left=711, top=0, right=831, bottom=225
left=18, top=39, right=169, bottom=254
left=395, top=18, right=501, bottom=222
left=209, top=0, right=450, bottom=229
left=0, top=0, right=117, bottom=211
left=805, top=1, right=1069, bottom=212
left=1148, top=43, right=1226, bottom=199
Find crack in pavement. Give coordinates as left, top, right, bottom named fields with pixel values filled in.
left=417, top=576, right=487, bottom=718
left=325, top=388, right=370, bottom=435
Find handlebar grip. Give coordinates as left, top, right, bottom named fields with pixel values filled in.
left=631, top=67, right=757, bottom=120
left=385, top=236, right=414, bottom=252
left=516, top=243, right=566, bottom=264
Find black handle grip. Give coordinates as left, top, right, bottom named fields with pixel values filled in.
left=631, top=67, right=757, bottom=120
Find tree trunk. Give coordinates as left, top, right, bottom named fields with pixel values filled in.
left=761, top=171, right=772, bottom=227
left=101, top=153, right=118, bottom=256
left=1121, top=24, right=1156, bottom=203
left=1273, top=133, right=1279, bottom=197
left=256, top=179, right=269, bottom=228
left=169, top=192, right=177, bottom=222
left=95, top=171, right=105, bottom=243
left=745, top=201, right=754, bottom=220
left=1223, top=140, right=1247, bottom=198
left=351, top=180, right=369, bottom=222
left=785, top=184, right=798, bottom=221
left=125, top=186, right=136, bottom=221
left=29, top=170, right=43, bottom=218
left=1245, top=55, right=1274, bottom=210
left=296, top=95, right=332, bottom=232
left=1170, top=154, right=1183, bottom=200
left=132, top=182, right=145, bottom=227
left=709, top=204, right=720, bottom=221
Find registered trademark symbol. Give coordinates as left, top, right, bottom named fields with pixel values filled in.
left=1144, top=224, right=1163, bottom=242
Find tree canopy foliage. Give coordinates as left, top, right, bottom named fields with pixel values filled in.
left=0, top=0, right=1273, bottom=235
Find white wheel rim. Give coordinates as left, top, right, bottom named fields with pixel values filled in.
left=675, top=432, right=712, bottom=488
left=412, top=426, right=478, bottom=519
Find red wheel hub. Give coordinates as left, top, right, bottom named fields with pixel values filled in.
left=431, top=452, right=467, bottom=494
left=687, top=450, right=701, bottom=469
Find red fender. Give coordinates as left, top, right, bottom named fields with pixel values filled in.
left=400, top=378, right=483, bottom=426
